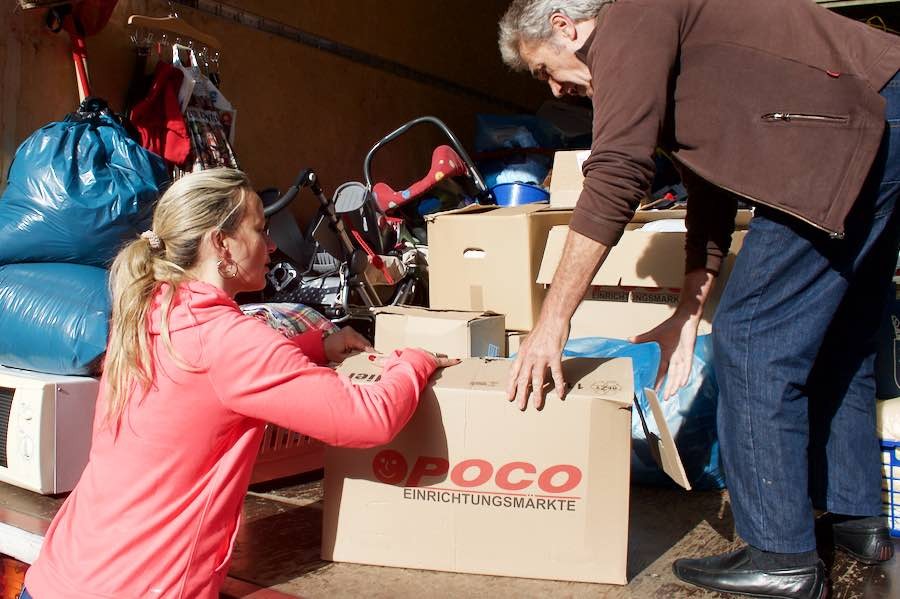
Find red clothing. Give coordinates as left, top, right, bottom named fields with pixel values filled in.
left=25, top=281, right=436, bottom=598
left=130, top=61, right=192, bottom=167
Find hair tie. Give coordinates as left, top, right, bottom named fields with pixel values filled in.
left=140, top=230, right=163, bottom=250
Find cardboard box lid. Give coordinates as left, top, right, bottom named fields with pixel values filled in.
left=629, top=208, right=752, bottom=227
left=374, top=305, right=502, bottom=323
left=433, top=356, right=634, bottom=406
left=338, top=353, right=690, bottom=489
left=549, top=149, right=590, bottom=192
left=425, top=202, right=571, bottom=224
left=341, top=353, right=633, bottom=407
left=424, top=203, right=496, bottom=222
left=538, top=224, right=747, bottom=288
left=538, top=225, right=687, bottom=287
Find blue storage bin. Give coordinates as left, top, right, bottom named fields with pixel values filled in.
left=881, top=440, right=900, bottom=537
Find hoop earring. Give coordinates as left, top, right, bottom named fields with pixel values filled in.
left=217, top=258, right=238, bottom=279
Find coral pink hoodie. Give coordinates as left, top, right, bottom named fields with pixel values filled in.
left=25, top=281, right=436, bottom=599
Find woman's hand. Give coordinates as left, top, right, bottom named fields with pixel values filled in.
left=629, top=314, right=700, bottom=400
left=370, top=349, right=460, bottom=369
left=323, top=327, right=374, bottom=364
left=425, top=351, right=461, bottom=369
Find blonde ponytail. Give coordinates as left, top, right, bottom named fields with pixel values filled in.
left=103, top=168, right=252, bottom=423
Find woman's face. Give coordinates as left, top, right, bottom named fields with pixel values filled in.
left=225, top=191, right=276, bottom=295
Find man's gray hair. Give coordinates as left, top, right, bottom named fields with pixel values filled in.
left=498, top=0, right=610, bottom=70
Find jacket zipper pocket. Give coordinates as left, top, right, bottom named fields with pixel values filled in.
left=761, top=112, right=849, bottom=124
left=674, top=156, right=846, bottom=240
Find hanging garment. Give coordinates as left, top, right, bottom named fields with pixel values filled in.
left=171, top=44, right=197, bottom=112
left=170, top=45, right=239, bottom=171
left=129, top=61, right=191, bottom=167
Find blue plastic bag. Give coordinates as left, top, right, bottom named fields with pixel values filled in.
left=0, top=263, right=110, bottom=375
left=0, top=101, right=169, bottom=267
left=562, top=336, right=726, bottom=490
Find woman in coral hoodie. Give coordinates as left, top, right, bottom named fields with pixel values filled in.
left=22, top=168, right=451, bottom=599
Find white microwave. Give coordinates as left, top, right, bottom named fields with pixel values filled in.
left=0, top=366, right=97, bottom=494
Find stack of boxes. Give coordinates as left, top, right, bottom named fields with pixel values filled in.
left=426, top=151, right=749, bottom=342
left=321, top=150, right=754, bottom=583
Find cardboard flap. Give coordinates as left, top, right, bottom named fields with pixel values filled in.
left=536, top=226, right=569, bottom=285
left=538, top=222, right=749, bottom=288
left=538, top=225, right=686, bottom=288
left=374, top=305, right=499, bottom=322
left=631, top=208, right=752, bottom=227
left=600, top=232, right=687, bottom=287
left=424, top=203, right=496, bottom=223
left=643, top=388, right=691, bottom=490
left=425, top=203, right=558, bottom=224
left=339, top=355, right=634, bottom=406
left=429, top=357, right=633, bottom=405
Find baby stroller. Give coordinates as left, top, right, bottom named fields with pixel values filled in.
left=364, top=115, right=494, bottom=244
left=259, top=169, right=406, bottom=329
left=257, top=116, right=493, bottom=333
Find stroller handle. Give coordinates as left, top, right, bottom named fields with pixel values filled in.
left=263, top=168, right=322, bottom=217
left=362, top=116, right=494, bottom=205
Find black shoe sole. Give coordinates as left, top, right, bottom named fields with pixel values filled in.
left=834, top=540, right=895, bottom=565
left=672, top=565, right=830, bottom=599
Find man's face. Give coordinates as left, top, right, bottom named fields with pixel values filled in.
left=519, top=32, right=593, bottom=98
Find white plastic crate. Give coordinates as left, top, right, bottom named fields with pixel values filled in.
left=251, top=424, right=324, bottom=484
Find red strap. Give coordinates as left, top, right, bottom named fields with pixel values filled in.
left=340, top=215, right=395, bottom=285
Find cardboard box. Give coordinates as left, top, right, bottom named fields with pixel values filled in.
left=427, top=204, right=571, bottom=331
left=322, top=354, right=688, bottom=584
left=374, top=306, right=505, bottom=358
left=505, top=330, right=528, bottom=357
left=548, top=149, right=590, bottom=208
left=537, top=212, right=748, bottom=339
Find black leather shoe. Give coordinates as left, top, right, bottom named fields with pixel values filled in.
left=672, top=547, right=828, bottom=598
left=832, top=516, right=895, bottom=565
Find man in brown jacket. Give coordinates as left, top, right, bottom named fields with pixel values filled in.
left=500, top=1, right=900, bottom=597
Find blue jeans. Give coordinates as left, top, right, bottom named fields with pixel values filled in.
left=713, top=71, right=900, bottom=553
left=19, top=588, right=32, bottom=599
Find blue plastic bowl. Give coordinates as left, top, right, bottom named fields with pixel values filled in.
left=491, top=182, right=550, bottom=206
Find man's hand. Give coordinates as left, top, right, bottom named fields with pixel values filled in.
left=507, top=317, right=570, bottom=411
left=505, top=229, right=611, bottom=411
left=628, top=268, right=716, bottom=399
left=630, top=314, right=699, bottom=400
left=323, top=327, right=374, bottom=364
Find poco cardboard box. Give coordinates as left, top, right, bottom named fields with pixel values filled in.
left=548, top=149, right=590, bottom=208
left=538, top=211, right=748, bottom=339
left=374, top=306, right=505, bottom=358
left=323, top=354, right=688, bottom=584
left=427, top=204, right=571, bottom=331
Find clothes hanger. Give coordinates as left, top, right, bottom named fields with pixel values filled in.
left=127, top=1, right=220, bottom=51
